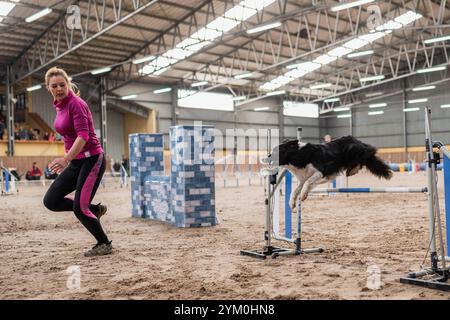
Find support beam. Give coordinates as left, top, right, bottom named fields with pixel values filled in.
left=278, top=98, right=284, bottom=142
left=6, top=65, right=14, bottom=156
left=14, top=0, right=159, bottom=83
left=99, top=76, right=107, bottom=154
left=171, top=86, right=177, bottom=126
left=402, top=81, right=408, bottom=152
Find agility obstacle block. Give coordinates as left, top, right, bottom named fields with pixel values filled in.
left=129, top=125, right=216, bottom=227
left=129, top=133, right=165, bottom=218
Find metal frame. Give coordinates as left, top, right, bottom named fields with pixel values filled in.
left=0, top=0, right=449, bottom=117
left=6, top=65, right=14, bottom=156
left=99, top=76, right=108, bottom=153
left=12, top=0, right=160, bottom=82
left=400, top=107, right=450, bottom=291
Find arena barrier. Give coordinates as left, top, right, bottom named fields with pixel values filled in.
left=389, top=161, right=443, bottom=172
left=129, top=125, right=216, bottom=228
left=216, top=154, right=263, bottom=188
left=0, top=163, right=18, bottom=196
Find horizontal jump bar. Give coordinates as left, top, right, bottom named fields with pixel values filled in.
left=310, top=187, right=428, bottom=193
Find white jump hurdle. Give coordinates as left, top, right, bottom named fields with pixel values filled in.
left=240, top=127, right=323, bottom=259
left=310, top=187, right=428, bottom=193
left=0, top=162, right=18, bottom=196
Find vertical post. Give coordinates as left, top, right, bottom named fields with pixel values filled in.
left=265, top=129, right=272, bottom=248
left=99, top=76, right=107, bottom=154
left=5, top=169, right=9, bottom=192
left=156, top=110, right=160, bottom=133
left=285, top=171, right=292, bottom=239
left=425, top=107, right=446, bottom=270
left=6, top=65, right=14, bottom=156
left=234, top=129, right=239, bottom=187
left=444, top=154, right=450, bottom=256
left=296, top=127, right=302, bottom=142
left=171, top=86, right=178, bottom=126
left=278, top=99, right=284, bottom=142
left=425, top=108, right=437, bottom=269
left=402, top=86, right=408, bottom=159
left=349, top=107, right=353, bottom=136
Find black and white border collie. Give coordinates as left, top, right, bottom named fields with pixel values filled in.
left=267, top=136, right=393, bottom=210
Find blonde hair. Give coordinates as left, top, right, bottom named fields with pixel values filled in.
left=45, top=67, right=80, bottom=96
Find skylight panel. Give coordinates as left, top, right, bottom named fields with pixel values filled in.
left=206, top=16, right=239, bottom=32
left=343, top=38, right=369, bottom=50
left=394, top=11, right=422, bottom=25
left=259, top=11, right=421, bottom=92
left=243, top=0, right=275, bottom=10
left=140, top=0, right=276, bottom=76
left=358, top=31, right=387, bottom=43
left=375, top=20, right=403, bottom=31
left=0, top=1, right=16, bottom=23
left=328, top=46, right=353, bottom=57
left=313, top=54, right=338, bottom=65
left=224, top=5, right=257, bottom=21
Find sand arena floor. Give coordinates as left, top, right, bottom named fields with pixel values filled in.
left=0, top=171, right=449, bottom=300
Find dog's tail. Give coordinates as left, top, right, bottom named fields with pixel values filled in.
left=365, top=155, right=393, bottom=180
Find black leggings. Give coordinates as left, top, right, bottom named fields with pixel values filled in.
left=43, top=153, right=110, bottom=244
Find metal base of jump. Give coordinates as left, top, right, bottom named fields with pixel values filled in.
left=400, top=268, right=450, bottom=291
left=240, top=240, right=324, bottom=260
left=241, top=128, right=324, bottom=260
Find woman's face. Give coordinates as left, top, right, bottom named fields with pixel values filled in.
left=47, top=75, right=69, bottom=101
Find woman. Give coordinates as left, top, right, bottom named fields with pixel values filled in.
left=43, top=66, right=112, bottom=257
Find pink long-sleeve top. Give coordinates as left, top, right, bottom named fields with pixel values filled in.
left=53, top=90, right=103, bottom=159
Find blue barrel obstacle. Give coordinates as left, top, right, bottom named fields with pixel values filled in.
left=129, top=125, right=216, bottom=228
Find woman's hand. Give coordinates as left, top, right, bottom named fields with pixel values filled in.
left=50, top=157, right=70, bottom=174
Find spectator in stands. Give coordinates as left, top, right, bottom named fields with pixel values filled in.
left=14, top=124, right=20, bottom=140
left=48, top=132, right=56, bottom=141
left=323, top=134, right=332, bottom=144
left=26, top=162, right=42, bottom=180
left=18, top=126, right=29, bottom=140
left=29, top=128, right=39, bottom=140
left=43, top=132, right=49, bottom=141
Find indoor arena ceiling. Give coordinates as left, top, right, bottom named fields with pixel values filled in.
left=0, top=0, right=449, bottom=113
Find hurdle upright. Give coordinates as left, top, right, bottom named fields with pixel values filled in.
left=400, top=107, right=450, bottom=291
left=0, top=161, right=18, bottom=196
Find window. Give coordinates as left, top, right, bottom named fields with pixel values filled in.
left=178, top=91, right=234, bottom=111
left=283, top=101, right=319, bottom=118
